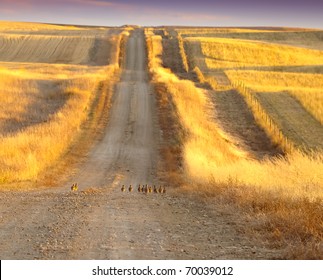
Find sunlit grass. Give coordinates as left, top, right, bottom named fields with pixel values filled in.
left=146, top=28, right=323, bottom=253
left=0, top=20, right=81, bottom=31
left=186, top=37, right=323, bottom=70
left=0, top=22, right=127, bottom=183
left=0, top=64, right=118, bottom=182
left=226, top=70, right=323, bottom=125
left=146, top=30, right=323, bottom=200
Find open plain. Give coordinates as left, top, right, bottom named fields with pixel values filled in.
left=0, top=22, right=322, bottom=259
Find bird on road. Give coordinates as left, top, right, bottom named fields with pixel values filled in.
left=71, top=183, right=78, bottom=191
left=121, top=185, right=126, bottom=192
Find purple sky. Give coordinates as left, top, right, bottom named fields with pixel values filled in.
left=0, top=0, right=322, bottom=28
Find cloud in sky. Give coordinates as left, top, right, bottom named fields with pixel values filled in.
left=0, top=0, right=322, bottom=27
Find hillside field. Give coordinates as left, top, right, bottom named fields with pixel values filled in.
left=152, top=26, right=323, bottom=257
left=0, top=22, right=129, bottom=182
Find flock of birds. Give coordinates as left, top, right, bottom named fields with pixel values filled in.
left=70, top=182, right=166, bottom=194
left=121, top=184, right=166, bottom=194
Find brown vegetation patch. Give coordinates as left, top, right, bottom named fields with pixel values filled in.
left=201, top=181, right=323, bottom=259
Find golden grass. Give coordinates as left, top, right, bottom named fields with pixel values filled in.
left=226, top=70, right=323, bottom=125
left=0, top=34, right=94, bottom=64
left=146, top=28, right=323, bottom=254
left=0, top=64, right=118, bottom=183
left=195, top=152, right=323, bottom=199
left=176, top=31, right=323, bottom=184
left=186, top=30, right=323, bottom=50
left=146, top=29, right=163, bottom=69
left=220, top=75, right=295, bottom=153
left=146, top=30, right=244, bottom=163
left=226, top=70, right=323, bottom=152
left=177, top=28, right=276, bottom=36
left=227, top=70, right=323, bottom=90
left=0, top=32, right=125, bottom=65
left=0, top=23, right=126, bottom=183
left=146, top=30, right=323, bottom=199
left=186, top=37, right=323, bottom=70
left=0, top=20, right=81, bottom=31
left=184, top=34, right=323, bottom=152
left=150, top=30, right=323, bottom=199
left=193, top=66, right=218, bottom=89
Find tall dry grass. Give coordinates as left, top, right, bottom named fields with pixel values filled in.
left=0, top=24, right=127, bottom=183
left=146, top=30, right=323, bottom=198
left=0, top=64, right=118, bottom=183
left=184, top=35, right=323, bottom=152
left=146, top=29, right=323, bottom=256
left=146, top=29, right=163, bottom=69
left=193, top=66, right=218, bottom=89
left=148, top=29, right=323, bottom=194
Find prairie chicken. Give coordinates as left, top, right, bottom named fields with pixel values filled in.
left=153, top=185, right=158, bottom=193
left=148, top=186, right=152, bottom=193
left=71, top=183, right=78, bottom=191
left=129, top=185, right=133, bottom=192
left=138, top=184, right=142, bottom=192
left=144, top=185, right=148, bottom=194
left=158, top=185, right=162, bottom=193
left=121, top=185, right=126, bottom=192
left=162, top=186, right=166, bottom=194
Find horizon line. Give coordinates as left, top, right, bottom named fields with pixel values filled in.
left=2, top=19, right=322, bottom=31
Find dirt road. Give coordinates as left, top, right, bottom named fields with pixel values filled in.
left=0, top=30, right=281, bottom=259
